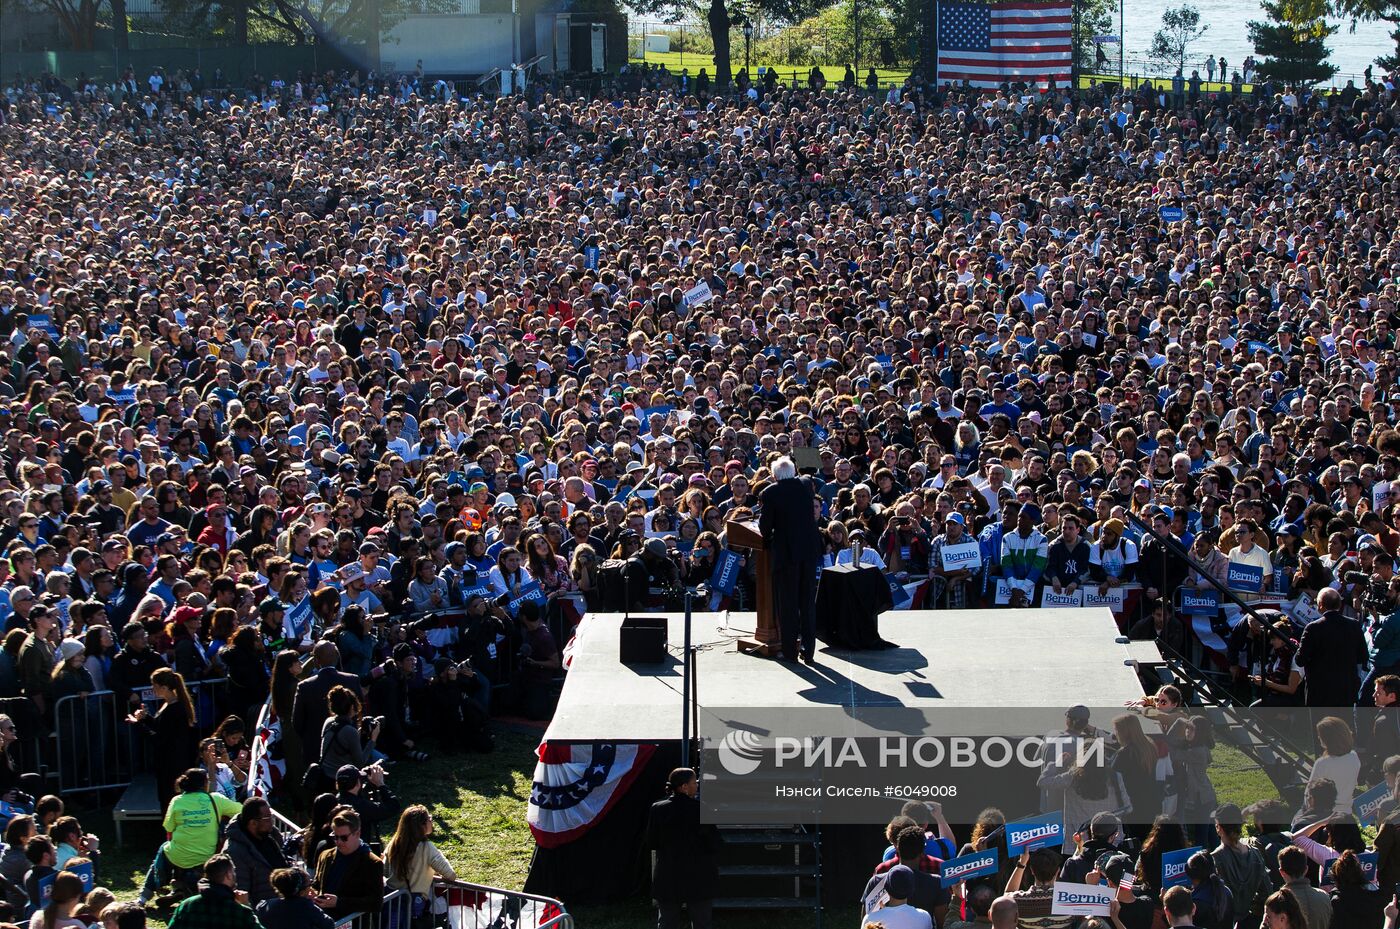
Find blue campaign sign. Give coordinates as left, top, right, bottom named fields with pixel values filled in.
left=1160, top=206, right=1185, bottom=223
left=1162, top=846, right=1203, bottom=889
left=506, top=580, right=548, bottom=617
left=710, top=550, right=744, bottom=595
left=1323, top=850, right=1377, bottom=886
left=1354, top=782, right=1392, bottom=826
left=887, top=574, right=912, bottom=608
left=1181, top=590, right=1221, bottom=616
left=584, top=245, right=599, bottom=270
left=68, top=860, right=94, bottom=892
left=940, top=848, right=1001, bottom=887
left=1271, top=569, right=1291, bottom=597
left=1226, top=561, right=1264, bottom=593
left=37, top=871, right=54, bottom=905
left=460, top=583, right=494, bottom=604
left=641, top=405, right=675, bottom=421
left=1006, top=812, right=1064, bottom=856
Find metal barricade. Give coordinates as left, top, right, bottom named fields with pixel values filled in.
left=433, top=877, right=572, bottom=929
left=334, top=888, right=410, bottom=929
left=52, top=678, right=229, bottom=796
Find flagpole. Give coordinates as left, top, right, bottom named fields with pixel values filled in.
left=1119, top=0, right=1124, bottom=85
left=932, top=0, right=939, bottom=86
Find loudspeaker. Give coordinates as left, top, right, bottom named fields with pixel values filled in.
left=619, top=615, right=668, bottom=665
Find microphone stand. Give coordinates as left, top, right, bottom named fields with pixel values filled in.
left=681, top=583, right=707, bottom=769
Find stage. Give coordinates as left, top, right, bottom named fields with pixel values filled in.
left=545, top=607, right=1155, bottom=744
left=526, top=607, right=1161, bottom=905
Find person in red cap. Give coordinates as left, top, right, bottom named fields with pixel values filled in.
left=196, top=503, right=234, bottom=556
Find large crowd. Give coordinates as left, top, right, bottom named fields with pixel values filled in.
left=0, top=46, right=1399, bottom=929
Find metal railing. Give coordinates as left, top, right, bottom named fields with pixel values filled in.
left=329, top=879, right=572, bottom=929
left=334, top=888, right=411, bottom=929
left=52, top=677, right=228, bottom=796
left=433, top=878, right=573, bottom=929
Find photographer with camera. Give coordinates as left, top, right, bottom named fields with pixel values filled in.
left=457, top=594, right=508, bottom=703
left=317, top=686, right=378, bottom=781
left=426, top=659, right=494, bottom=754
left=623, top=538, right=681, bottom=612
left=368, top=644, right=428, bottom=763
left=333, top=763, right=401, bottom=844
left=1358, top=575, right=1400, bottom=708
left=507, top=601, right=561, bottom=721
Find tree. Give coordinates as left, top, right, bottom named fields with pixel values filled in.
left=630, top=0, right=835, bottom=87
left=1331, top=0, right=1400, bottom=69
left=1248, top=0, right=1338, bottom=84
left=1147, top=3, right=1208, bottom=73
left=1074, top=0, right=1117, bottom=72
left=27, top=0, right=102, bottom=49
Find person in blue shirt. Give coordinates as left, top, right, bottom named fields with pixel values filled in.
left=977, top=384, right=1021, bottom=422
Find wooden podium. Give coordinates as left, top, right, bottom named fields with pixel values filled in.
left=725, top=519, right=779, bottom=658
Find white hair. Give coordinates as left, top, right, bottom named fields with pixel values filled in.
left=772, top=456, right=796, bottom=481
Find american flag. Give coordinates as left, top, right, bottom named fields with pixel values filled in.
left=937, top=0, right=1072, bottom=89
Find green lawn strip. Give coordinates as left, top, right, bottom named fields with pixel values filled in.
left=1210, top=742, right=1282, bottom=810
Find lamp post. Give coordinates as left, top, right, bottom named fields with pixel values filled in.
left=743, top=20, right=753, bottom=77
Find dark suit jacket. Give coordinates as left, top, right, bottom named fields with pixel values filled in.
left=293, top=667, right=363, bottom=761
left=643, top=793, right=720, bottom=902
left=313, top=844, right=384, bottom=920
left=1297, top=611, right=1368, bottom=706
left=758, top=477, right=821, bottom=566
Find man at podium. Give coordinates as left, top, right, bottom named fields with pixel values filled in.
left=758, top=456, right=822, bottom=664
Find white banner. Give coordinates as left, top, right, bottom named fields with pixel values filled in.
left=1083, top=582, right=1138, bottom=613
left=940, top=541, right=983, bottom=573
left=1051, top=881, right=1113, bottom=917
left=1040, top=588, right=1086, bottom=608
left=1192, top=615, right=1228, bottom=652
left=684, top=281, right=714, bottom=307
left=995, top=578, right=1036, bottom=605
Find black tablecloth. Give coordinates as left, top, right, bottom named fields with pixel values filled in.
left=815, top=563, right=896, bottom=650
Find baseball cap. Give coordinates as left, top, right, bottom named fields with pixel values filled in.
left=1095, top=851, right=1134, bottom=886
left=944, top=512, right=965, bottom=526
left=885, top=865, right=914, bottom=900
left=258, top=597, right=285, bottom=615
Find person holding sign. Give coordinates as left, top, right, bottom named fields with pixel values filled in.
left=1004, top=848, right=1075, bottom=928
left=929, top=513, right=979, bottom=610
left=1225, top=519, right=1273, bottom=603
left=32, top=869, right=85, bottom=929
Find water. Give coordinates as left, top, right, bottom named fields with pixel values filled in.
left=1115, top=1, right=1394, bottom=83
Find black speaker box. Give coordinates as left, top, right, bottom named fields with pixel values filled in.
left=620, top=615, right=669, bottom=664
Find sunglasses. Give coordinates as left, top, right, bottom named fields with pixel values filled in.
left=333, top=831, right=355, bottom=843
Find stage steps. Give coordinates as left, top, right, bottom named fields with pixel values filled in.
left=713, top=825, right=822, bottom=927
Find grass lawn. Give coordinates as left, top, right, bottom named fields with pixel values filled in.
left=629, top=54, right=1259, bottom=95
left=631, top=51, right=912, bottom=87
left=1209, top=742, right=1282, bottom=810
